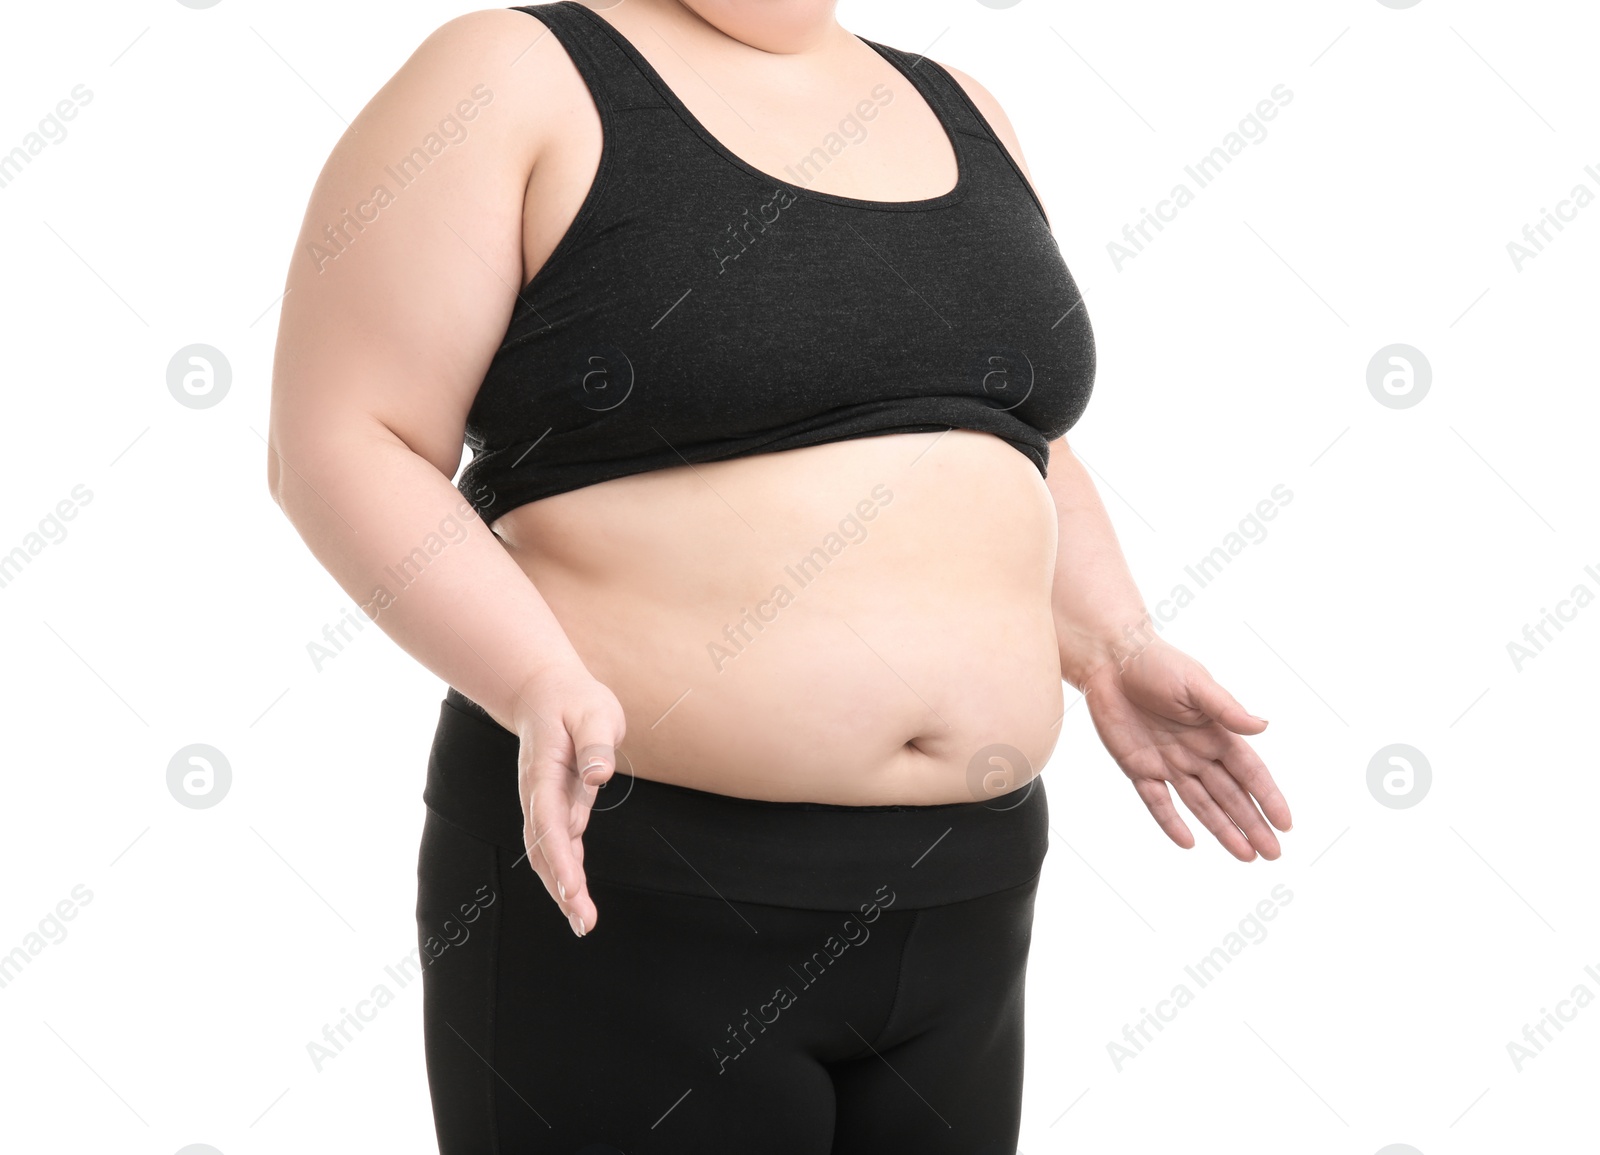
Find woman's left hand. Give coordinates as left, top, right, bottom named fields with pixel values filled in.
left=1080, top=637, right=1292, bottom=861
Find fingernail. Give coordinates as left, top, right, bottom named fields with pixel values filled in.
left=557, top=881, right=566, bottom=902
left=570, top=914, right=585, bottom=937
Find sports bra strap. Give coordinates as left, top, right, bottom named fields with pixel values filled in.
left=511, top=2, right=669, bottom=114
left=862, top=41, right=994, bottom=143
left=515, top=4, right=993, bottom=149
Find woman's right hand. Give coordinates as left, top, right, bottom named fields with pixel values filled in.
left=510, top=663, right=628, bottom=937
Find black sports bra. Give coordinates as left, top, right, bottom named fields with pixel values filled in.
left=458, top=1, right=1096, bottom=521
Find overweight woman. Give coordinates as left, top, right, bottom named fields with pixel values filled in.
left=267, top=2, right=1292, bottom=1151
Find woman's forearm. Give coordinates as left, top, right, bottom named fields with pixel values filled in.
left=269, top=418, right=585, bottom=732
left=1044, top=438, right=1151, bottom=691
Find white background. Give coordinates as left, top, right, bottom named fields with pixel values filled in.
left=1, top=1, right=1595, bottom=1152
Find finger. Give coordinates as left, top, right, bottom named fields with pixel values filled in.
left=1216, top=732, right=1292, bottom=832
left=1131, top=778, right=1195, bottom=850
left=537, top=815, right=595, bottom=934
left=531, top=786, right=593, bottom=937
left=574, top=740, right=617, bottom=791
left=1183, top=673, right=1268, bottom=736
left=572, top=703, right=623, bottom=788
left=1197, top=759, right=1282, bottom=861
left=517, top=781, right=557, bottom=892
left=1169, top=770, right=1257, bottom=862
left=519, top=783, right=564, bottom=900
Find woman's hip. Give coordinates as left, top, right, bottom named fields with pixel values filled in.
left=421, top=688, right=1051, bottom=911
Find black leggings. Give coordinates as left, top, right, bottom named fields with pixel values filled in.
left=418, top=690, right=1050, bottom=1154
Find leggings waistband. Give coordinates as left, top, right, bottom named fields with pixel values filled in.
left=424, top=690, right=1050, bottom=911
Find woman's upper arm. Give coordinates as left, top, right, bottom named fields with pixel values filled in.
left=268, top=8, right=556, bottom=486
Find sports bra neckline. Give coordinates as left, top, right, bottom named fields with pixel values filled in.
left=555, top=0, right=970, bottom=212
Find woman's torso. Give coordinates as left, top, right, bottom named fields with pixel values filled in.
left=479, top=1, right=1090, bottom=804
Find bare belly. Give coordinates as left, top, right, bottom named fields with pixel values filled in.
left=491, top=429, right=1065, bottom=804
